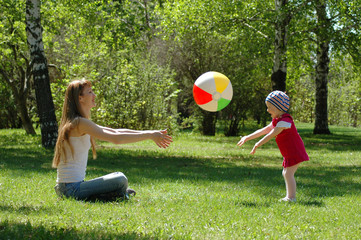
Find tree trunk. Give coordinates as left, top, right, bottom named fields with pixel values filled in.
left=271, top=0, right=291, bottom=92
left=225, top=116, right=240, bottom=137
left=313, top=0, right=331, bottom=135
left=201, top=111, right=217, bottom=136
left=26, top=0, right=58, bottom=148
left=0, top=68, right=36, bottom=134
left=17, top=95, right=36, bottom=135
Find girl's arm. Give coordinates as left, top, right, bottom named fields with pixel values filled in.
left=237, top=123, right=273, bottom=147
left=79, top=118, right=172, bottom=148
left=250, top=127, right=284, bottom=154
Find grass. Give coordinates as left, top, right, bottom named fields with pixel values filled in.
left=1, top=123, right=361, bottom=239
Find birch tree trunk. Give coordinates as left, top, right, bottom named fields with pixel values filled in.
left=271, top=0, right=291, bottom=91
left=26, top=0, right=58, bottom=147
left=313, top=0, right=331, bottom=134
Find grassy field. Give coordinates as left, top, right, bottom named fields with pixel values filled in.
left=0, top=123, right=361, bottom=239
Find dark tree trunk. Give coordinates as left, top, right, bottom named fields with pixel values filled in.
left=17, top=94, right=36, bottom=135
left=225, top=116, right=240, bottom=137
left=26, top=0, right=58, bottom=147
left=313, top=0, right=331, bottom=135
left=314, top=41, right=331, bottom=134
left=224, top=100, right=245, bottom=137
left=271, top=70, right=286, bottom=91
left=0, top=68, right=36, bottom=135
left=272, top=0, right=291, bottom=92
left=201, top=111, right=217, bottom=136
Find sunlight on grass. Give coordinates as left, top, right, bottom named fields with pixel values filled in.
left=1, top=124, right=361, bottom=239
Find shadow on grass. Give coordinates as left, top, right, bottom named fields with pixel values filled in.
left=0, top=147, right=53, bottom=175
left=1, top=145, right=360, bottom=200
left=300, top=200, right=325, bottom=207
left=235, top=201, right=271, bottom=208
left=236, top=199, right=326, bottom=207
left=0, top=220, right=152, bottom=240
left=0, top=204, right=54, bottom=215
left=300, top=130, right=361, bottom=152
left=85, top=150, right=361, bottom=203
left=1, top=131, right=360, bottom=203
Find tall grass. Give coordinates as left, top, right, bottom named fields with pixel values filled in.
left=1, top=123, right=361, bottom=239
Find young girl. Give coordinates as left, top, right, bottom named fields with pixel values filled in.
left=237, top=91, right=309, bottom=202
left=53, top=79, right=173, bottom=201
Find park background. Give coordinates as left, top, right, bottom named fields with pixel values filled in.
left=1, top=0, right=360, bottom=140
left=1, top=0, right=361, bottom=239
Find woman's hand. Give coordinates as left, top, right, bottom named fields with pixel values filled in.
left=151, top=129, right=173, bottom=148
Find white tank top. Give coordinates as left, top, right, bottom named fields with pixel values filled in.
left=56, top=134, right=91, bottom=183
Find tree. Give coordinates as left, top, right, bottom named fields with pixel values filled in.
left=157, top=0, right=273, bottom=135
left=0, top=60, right=35, bottom=135
left=312, top=0, right=361, bottom=134
left=0, top=81, right=22, bottom=129
left=0, top=0, right=36, bottom=134
left=271, top=0, right=291, bottom=91
left=313, top=0, right=331, bottom=134
left=26, top=0, right=58, bottom=147
left=328, top=55, right=361, bottom=127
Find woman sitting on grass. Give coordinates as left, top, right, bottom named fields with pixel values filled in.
left=52, top=79, right=172, bottom=201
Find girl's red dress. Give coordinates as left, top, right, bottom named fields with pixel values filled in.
left=272, top=113, right=309, bottom=168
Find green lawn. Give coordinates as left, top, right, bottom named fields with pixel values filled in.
left=1, top=123, right=361, bottom=239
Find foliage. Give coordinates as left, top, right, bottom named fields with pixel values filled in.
left=0, top=0, right=361, bottom=134
left=43, top=0, right=179, bottom=131
left=0, top=81, right=21, bottom=128
left=0, top=0, right=37, bottom=134
left=328, top=55, right=361, bottom=127
left=288, top=54, right=361, bottom=128
left=91, top=51, right=179, bottom=130
left=285, top=0, right=361, bottom=128
left=1, top=125, right=361, bottom=238
left=156, top=0, right=273, bottom=135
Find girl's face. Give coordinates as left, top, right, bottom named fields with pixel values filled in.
left=266, top=101, right=283, bottom=119
left=79, top=85, right=96, bottom=109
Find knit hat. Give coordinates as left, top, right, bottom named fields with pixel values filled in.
left=265, top=91, right=290, bottom=112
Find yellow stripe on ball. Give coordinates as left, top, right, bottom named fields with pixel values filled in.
left=213, top=72, right=230, bottom=93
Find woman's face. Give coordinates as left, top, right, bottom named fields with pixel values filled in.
left=79, top=85, right=96, bottom=109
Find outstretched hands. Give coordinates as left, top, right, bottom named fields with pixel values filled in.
left=151, top=129, right=173, bottom=148
left=237, top=136, right=258, bottom=155
left=237, top=136, right=248, bottom=147
left=250, top=144, right=259, bottom=155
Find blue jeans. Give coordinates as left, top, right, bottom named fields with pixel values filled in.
left=54, top=172, right=128, bottom=200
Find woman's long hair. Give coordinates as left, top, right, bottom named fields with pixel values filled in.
left=52, top=79, right=97, bottom=168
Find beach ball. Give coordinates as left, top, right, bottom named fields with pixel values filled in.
left=193, top=71, right=233, bottom=112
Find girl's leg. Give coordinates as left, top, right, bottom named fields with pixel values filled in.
left=282, top=163, right=299, bottom=200
left=77, top=172, right=128, bottom=200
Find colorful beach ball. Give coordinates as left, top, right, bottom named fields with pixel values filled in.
left=193, top=71, right=233, bottom=112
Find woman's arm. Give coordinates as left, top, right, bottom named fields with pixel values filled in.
left=237, top=123, right=273, bottom=147
left=97, top=125, right=144, bottom=134
left=79, top=118, right=172, bottom=148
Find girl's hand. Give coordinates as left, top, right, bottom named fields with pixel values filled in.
left=250, top=144, right=258, bottom=155
left=151, top=129, right=173, bottom=148
left=237, top=136, right=248, bottom=147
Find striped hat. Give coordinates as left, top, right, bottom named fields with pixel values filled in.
left=265, top=91, right=290, bottom=112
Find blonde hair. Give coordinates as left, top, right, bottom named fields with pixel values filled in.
left=52, top=79, right=97, bottom=168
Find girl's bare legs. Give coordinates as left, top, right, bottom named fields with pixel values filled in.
left=282, top=163, right=300, bottom=200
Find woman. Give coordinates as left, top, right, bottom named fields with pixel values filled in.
left=53, top=79, right=173, bottom=201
